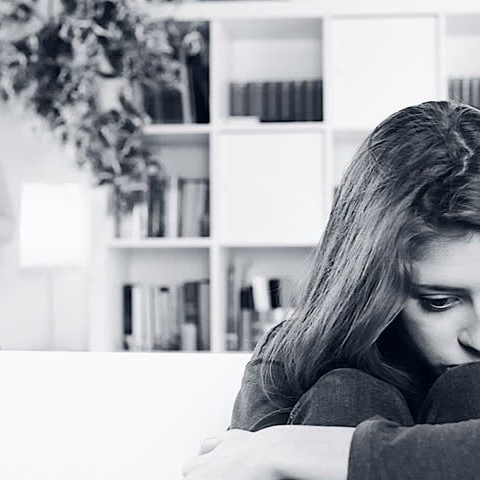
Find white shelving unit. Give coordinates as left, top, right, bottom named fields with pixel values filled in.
left=88, top=1, right=480, bottom=353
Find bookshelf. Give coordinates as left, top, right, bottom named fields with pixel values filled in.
left=88, top=1, right=480, bottom=353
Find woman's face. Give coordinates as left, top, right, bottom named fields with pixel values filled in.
left=401, top=232, right=480, bottom=371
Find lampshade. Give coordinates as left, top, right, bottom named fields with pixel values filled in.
left=19, top=182, right=89, bottom=268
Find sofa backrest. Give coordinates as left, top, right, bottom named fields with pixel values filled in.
left=0, top=351, right=251, bottom=480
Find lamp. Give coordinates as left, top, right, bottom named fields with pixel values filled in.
left=19, top=182, right=89, bottom=349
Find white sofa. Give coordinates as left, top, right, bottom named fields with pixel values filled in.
left=0, top=351, right=251, bottom=480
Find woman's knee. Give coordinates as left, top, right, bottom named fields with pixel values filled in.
left=419, top=361, right=480, bottom=424
left=288, top=367, right=414, bottom=427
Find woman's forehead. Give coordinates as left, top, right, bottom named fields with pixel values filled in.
left=411, top=233, right=480, bottom=290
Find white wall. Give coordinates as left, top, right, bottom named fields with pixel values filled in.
left=0, top=102, right=93, bottom=351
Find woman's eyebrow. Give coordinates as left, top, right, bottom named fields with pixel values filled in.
left=413, top=283, right=468, bottom=293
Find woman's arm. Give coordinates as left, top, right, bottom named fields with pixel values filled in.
left=348, top=416, right=480, bottom=480
left=268, top=418, right=480, bottom=480
left=186, top=419, right=480, bottom=480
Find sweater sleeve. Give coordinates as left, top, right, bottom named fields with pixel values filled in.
left=349, top=416, right=480, bottom=480
left=229, top=321, right=295, bottom=431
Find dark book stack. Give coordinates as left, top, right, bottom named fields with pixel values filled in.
left=226, top=262, right=296, bottom=351
left=229, top=79, right=323, bottom=122
left=115, top=176, right=209, bottom=239
left=141, top=83, right=185, bottom=124
left=123, top=279, right=210, bottom=352
left=448, top=78, right=480, bottom=108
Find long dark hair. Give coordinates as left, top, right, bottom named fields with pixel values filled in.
left=260, top=100, right=480, bottom=405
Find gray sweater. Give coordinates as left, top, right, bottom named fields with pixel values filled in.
left=230, top=325, right=480, bottom=480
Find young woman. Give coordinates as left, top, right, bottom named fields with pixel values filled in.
left=183, top=100, right=480, bottom=480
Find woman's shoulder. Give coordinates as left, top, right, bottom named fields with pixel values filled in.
left=248, top=320, right=286, bottom=368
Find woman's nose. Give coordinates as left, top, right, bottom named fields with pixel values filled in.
left=458, top=317, right=480, bottom=353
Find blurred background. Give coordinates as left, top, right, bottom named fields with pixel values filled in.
left=0, top=0, right=476, bottom=353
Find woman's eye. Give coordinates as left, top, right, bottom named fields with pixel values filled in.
left=419, top=297, right=460, bottom=312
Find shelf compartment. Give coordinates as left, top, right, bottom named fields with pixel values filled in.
left=212, top=17, right=324, bottom=123
left=221, top=246, right=311, bottom=352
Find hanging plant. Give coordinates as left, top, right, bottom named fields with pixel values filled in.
left=0, top=0, right=209, bottom=207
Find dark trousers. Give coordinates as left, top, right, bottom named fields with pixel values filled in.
left=287, top=362, right=480, bottom=428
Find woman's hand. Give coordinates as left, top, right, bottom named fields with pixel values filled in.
left=182, top=424, right=354, bottom=480
left=182, top=428, right=279, bottom=480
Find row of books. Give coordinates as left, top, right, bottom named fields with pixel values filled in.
left=227, top=259, right=296, bottom=351
left=229, top=79, right=323, bottom=122
left=449, top=78, right=480, bottom=108
left=116, top=175, right=210, bottom=238
left=123, top=280, right=210, bottom=351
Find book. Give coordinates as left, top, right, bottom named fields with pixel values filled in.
left=226, top=259, right=246, bottom=350
left=314, top=79, right=323, bottom=121
left=144, top=286, right=155, bottom=350
left=251, top=275, right=271, bottom=312
left=450, top=78, right=461, bottom=102
left=280, top=81, right=291, bottom=122
left=182, top=281, right=200, bottom=350
left=179, top=178, right=195, bottom=236
left=131, top=284, right=145, bottom=351
left=461, top=78, right=470, bottom=105
left=268, top=278, right=281, bottom=309
left=230, top=82, right=242, bottom=117
left=198, top=280, right=210, bottom=350
left=165, top=174, right=179, bottom=237
left=200, top=180, right=210, bottom=237
left=239, top=286, right=255, bottom=351
left=249, top=81, right=262, bottom=119
left=471, top=78, right=480, bottom=108
left=131, top=195, right=148, bottom=238
left=147, top=165, right=166, bottom=237
left=123, top=284, right=133, bottom=350
left=305, top=79, right=315, bottom=121
left=153, top=286, right=167, bottom=349
left=293, top=80, right=306, bottom=121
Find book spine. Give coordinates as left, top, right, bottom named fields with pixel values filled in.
left=165, top=174, right=178, bottom=237
left=200, top=179, right=210, bottom=237
left=199, top=280, right=210, bottom=350
left=293, top=80, right=305, bottom=121
left=268, top=278, right=281, bottom=309
left=147, top=169, right=165, bottom=237
left=472, top=78, right=480, bottom=109
left=251, top=275, right=271, bottom=312
left=131, top=284, right=144, bottom=351
left=182, top=281, right=200, bottom=350
left=239, top=286, right=253, bottom=351
left=314, top=79, right=323, bottom=121
left=305, top=79, right=314, bottom=121
left=230, top=82, right=240, bottom=117
left=226, top=262, right=239, bottom=350
left=123, top=284, right=133, bottom=350
left=153, top=286, right=163, bottom=349
left=450, top=78, right=461, bottom=102
left=178, top=177, right=185, bottom=236
left=461, top=78, right=470, bottom=105
left=181, top=180, right=197, bottom=237
left=193, top=181, right=204, bottom=237
left=144, top=286, right=156, bottom=351
left=249, top=82, right=261, bottom=119
left=280, top=81, right=290, bottom=122
left=131, top=194, right=148, bottom=238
